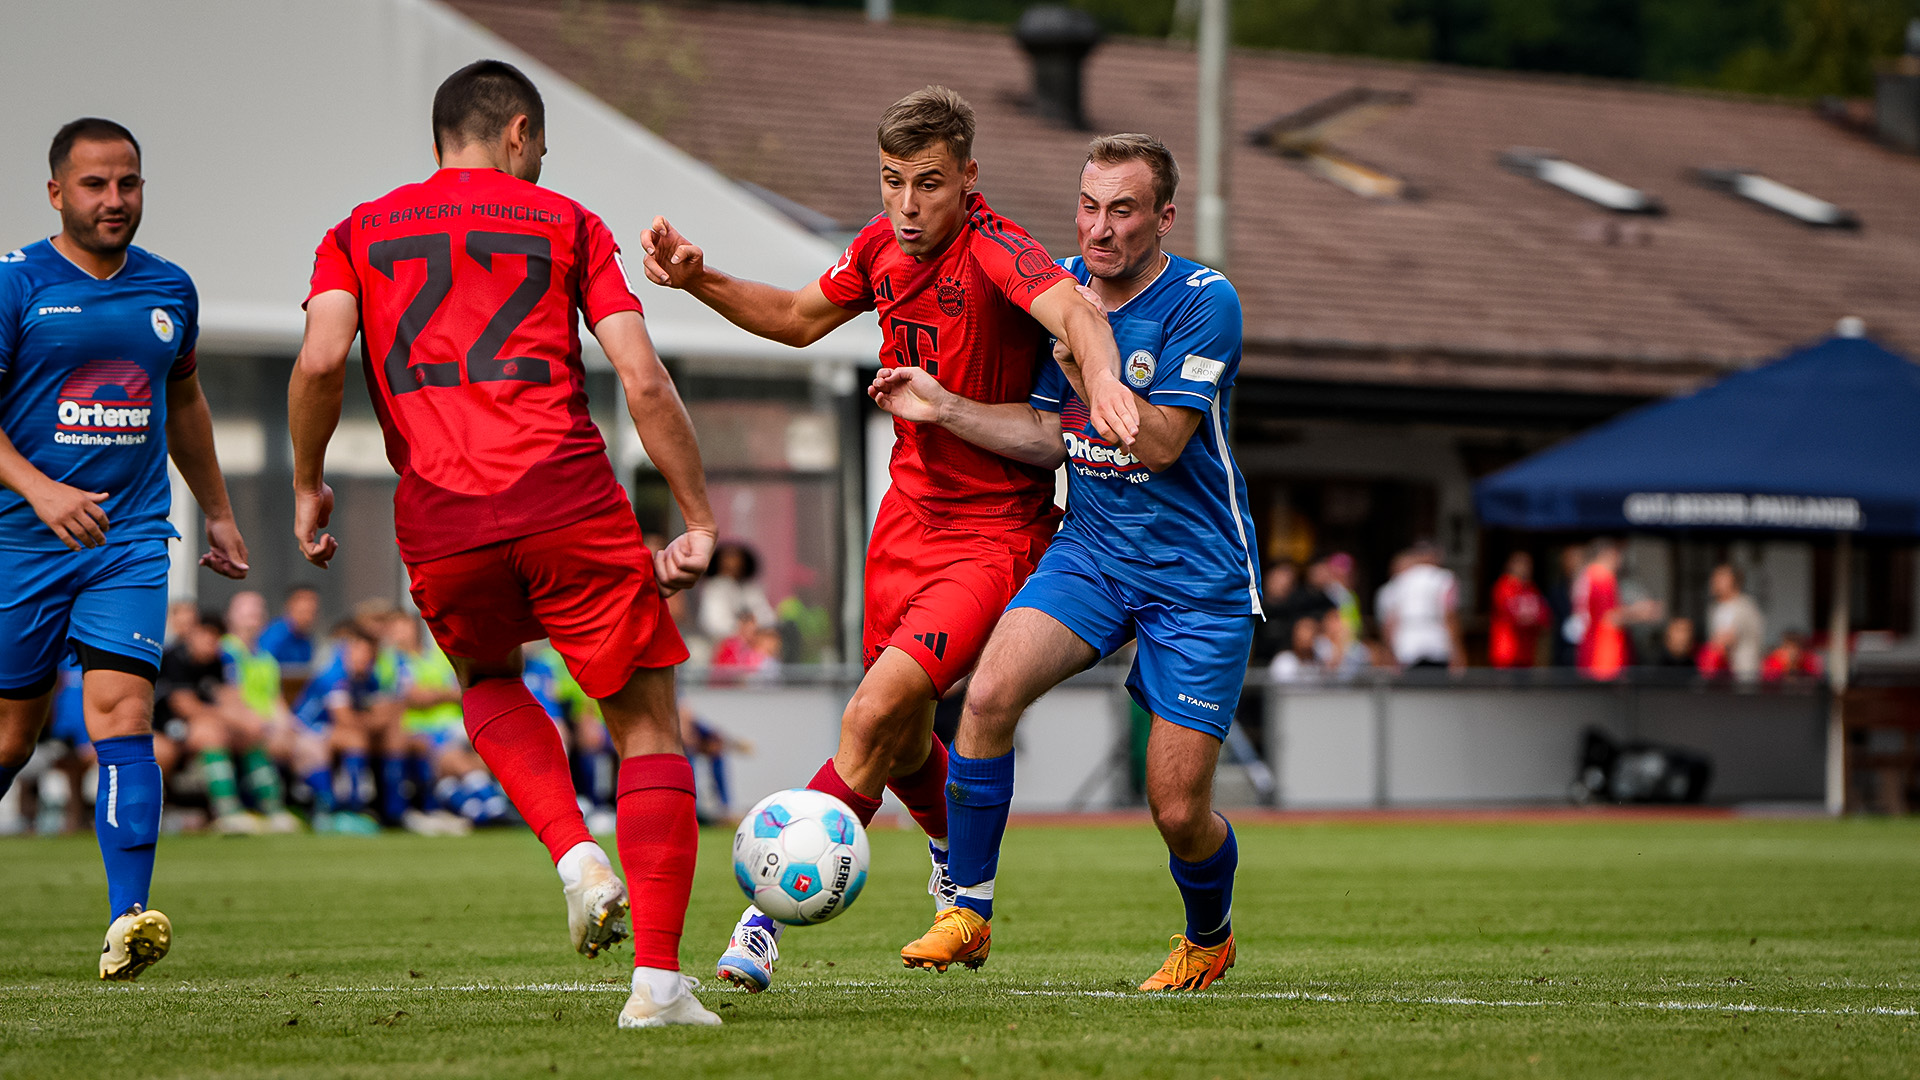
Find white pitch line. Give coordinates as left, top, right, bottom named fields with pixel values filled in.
left=4, top=982, right=1912, bottom=1018
left=1004, top=988, right=1919, bottom=1017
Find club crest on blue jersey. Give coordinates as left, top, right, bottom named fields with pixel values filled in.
left=149, top=308, right=175, bottom=342
left=1125, top=348, right=1155, bottom=388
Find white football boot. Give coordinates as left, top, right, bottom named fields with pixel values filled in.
left=928, top=839, right=957, bottom=913
left=558, top=842, right=630, bottom=958
left=618, top=969, right=723, bottom=1029
left=99, top=905, right=171, bottom=981
left=715, top=906, right=783, bottom=992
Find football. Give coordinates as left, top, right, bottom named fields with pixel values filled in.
left=731, top=788, right=871, bottom=926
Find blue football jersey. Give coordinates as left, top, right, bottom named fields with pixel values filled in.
left=292, top=651, right=381, bottom=730
left=1031, top=254, right=1262, bottom=615
left=0, top=239, right=198, bottom=551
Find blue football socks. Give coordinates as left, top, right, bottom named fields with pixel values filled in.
left=341, top=752, right=371, bottom=813
left=406, top=756, right=437, bottom=811
left=303, top=766, right=335, bottom=815
left=380, top=755, right=407, bottom=822
left=1170, top=818, right=1237, bottom=947
left=945, top=749, right=1015, bottom=920
left=93, top=735, right=162, bottom=919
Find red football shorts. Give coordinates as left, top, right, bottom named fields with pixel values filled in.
left=406, top=504, right=688, bottom=701
left=863, top=493, right=1057, bottom=696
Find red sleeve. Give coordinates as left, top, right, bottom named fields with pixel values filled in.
left=965, top=209, right=1073, bottom=314
left=816, top=215, right=887, bottom=313
left=305, top=217, right=359, bottom=306
left=574, top=207, right=645, bottom=326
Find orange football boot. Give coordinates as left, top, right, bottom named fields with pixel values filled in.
left=901, top=906, right=992, bottom=972
left=1138, top=933, right=1235, bottom=991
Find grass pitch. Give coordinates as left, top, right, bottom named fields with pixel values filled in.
left=2, top=815, right=1916, bottom=1079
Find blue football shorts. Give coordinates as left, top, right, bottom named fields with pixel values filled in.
left=1004, top=537, right=1256, bottom=739
left=0, top=540, right=168, bottom=694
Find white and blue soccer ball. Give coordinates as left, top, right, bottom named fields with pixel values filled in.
left=732, top=788, right=870, bottom=926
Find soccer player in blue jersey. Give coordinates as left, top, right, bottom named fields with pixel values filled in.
left=0, top=118, right=250, bottom=979
left=883, top=134, right=1260, bottom=990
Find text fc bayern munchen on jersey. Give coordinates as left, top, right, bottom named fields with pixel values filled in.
left=818, top=192, right=1074, bottom=529
left=307, top=167, right=642, bottom=562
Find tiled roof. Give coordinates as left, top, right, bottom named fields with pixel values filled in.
left=454, top=0, right=1920, bottom=394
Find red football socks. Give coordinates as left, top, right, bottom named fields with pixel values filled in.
left=617, top=754, right=699, bottom=971
left=462, top=678, right=592, bottom=863
left=807, top=758, right=883, bottom=826
left=886, top=735, right=949, bottom=841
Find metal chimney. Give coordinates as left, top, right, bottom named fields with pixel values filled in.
left=1014, top=6, right=1103, bottom=129
left=1875, top=17, right=1920, bottom=153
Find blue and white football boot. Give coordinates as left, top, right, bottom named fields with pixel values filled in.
left=715, top=906, right=783, bottom=992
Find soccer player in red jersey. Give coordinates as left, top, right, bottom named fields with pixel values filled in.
left=287, top=61, right=721, bottom=1030
left=641, top=86, right=1138, bottom=991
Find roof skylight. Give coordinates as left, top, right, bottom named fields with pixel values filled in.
left=1694, top=168, right=1859, bottom=228
left=1500, top=149, right=1664, bottom=214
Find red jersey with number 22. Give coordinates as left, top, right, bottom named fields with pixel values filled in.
left=819, top=192, right=1073, bottom=529
left=307, top=168, right=642, bottom=562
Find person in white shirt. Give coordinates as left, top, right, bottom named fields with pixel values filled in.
left=1708, top=564, right=1765, bottom=683
left=1376, top=542, right=1464, bottom=672
left=696, top=542, right=778, bottom=644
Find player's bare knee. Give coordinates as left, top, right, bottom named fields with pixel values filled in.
left=1148, top=790, right=1213, bottom=852
left=91, top=698, right=154, bottom=743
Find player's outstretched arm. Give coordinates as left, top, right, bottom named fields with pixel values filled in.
left=1028, top=279, right=1139, bottom=451
left=593, top=310, right=717, bottom=595
left=869, top=366, right=1065, bottom=469
left=0, top=423, right=110, bottom=550
left=639, top=216, right=859, bottom=348
left=287, top=290, right=359, bottom=569
left=166, top=371, right=249, bottom=579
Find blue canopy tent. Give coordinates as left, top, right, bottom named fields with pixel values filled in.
left=1473, top=334, right=1920, bottom=812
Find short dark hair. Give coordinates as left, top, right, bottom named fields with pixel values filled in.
left=877, top=86, right=975, bottom=164
left=433, top=59, right=545, bottom=155
left=286, top=584, right=320, bottom=600
left=196, top=610, right=229, bottom=636
left=330, top=619, right=380, bottom=647
left=49, top=117, right=140, bottom=176
left=1086, top=133, right=1179, bottom=210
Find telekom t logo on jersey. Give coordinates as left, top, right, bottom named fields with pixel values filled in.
left=889, top=318, right=939, bottom=375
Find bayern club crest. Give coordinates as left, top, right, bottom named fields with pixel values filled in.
left=150, top=308, right=175, bottom=343
left=1125, top=349, right=1155, bottom=388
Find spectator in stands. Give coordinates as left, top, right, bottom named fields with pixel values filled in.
left=711, top=613, right=780, bottom=684
left=1267, top=615, right=1325, bottom=683
left=1309, top=554, right=1362, bottom=641
left=1761, top=631, right=1823, bottom=682
left=156, top=611, right=289, bottom=833
left=1315, top=607, right=1372, bottom=680
left=1377, top=542, right=1463, bottom=673
left=164, top=599, right=198, bottom=646
left=260, top=584, right=322, bottom=679
left=1545, top=543, right=1586, bottom=667
left=1255, top=560, right=1335, bottom=663
left=1708, top=564, right=1766, bottom=683
left=382, top=612, right=488, bottom=836
left=680, top=702, right=752, bottom=823
left=1489, top=551, right=1548, bottom=669
left=1652, top=617, right=1700, bottom=669
left=697, top=542, right=778, bottom=645
left=1575, top=540, right=1629, bottom=680
left=289, top=621, right=387, bottom=834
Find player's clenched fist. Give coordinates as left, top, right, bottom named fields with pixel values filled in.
left=653, top=527, right=715, bottom=596
left=640, top=216, right=705, bottom=290
left=293, top=482, right=339, bottom=569
left=868, top=366, right=951, bottom=425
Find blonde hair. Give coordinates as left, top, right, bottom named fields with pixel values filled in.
left=1087, top=133, right=1179, bottom=210
left=878, top=86, right=975, bottom=163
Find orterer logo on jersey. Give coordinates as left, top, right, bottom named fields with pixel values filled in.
left=1060, top=399, right=1147, bottom=484
left=55, top=359, right=152, bottom=447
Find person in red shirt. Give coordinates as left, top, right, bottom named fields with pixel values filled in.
left=1576, top=541, right=1628, bottom=680
left=1488, top=551, right=1547, bottom=668
left=287, top=61, right=721, bottom=1030
left=641, top=86, right=1137, bottom=992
